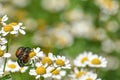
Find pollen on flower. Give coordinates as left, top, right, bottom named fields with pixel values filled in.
left=3, top=25, right=13, bottom=32
left=9, top=22, right=18, bottom=26
left=91, top=58, right=101, bottom=65
left=51, top=69, right=59, bottom=75
left=75, top=71, right=86, bottom=78
left=0, top=49, right=4, bottom=57
left=86, top=77, right=93, bottom=80
left=56, top=59, right=65, bottom=66
left=8, top=64, right=16, bottom=69
left=81, top=56, right=88, bottom=63
left=42, top=57, right=52, bottom=65
left=29, top=51, right=36, bottom=58
left=35, top=66, right=46, bottom=75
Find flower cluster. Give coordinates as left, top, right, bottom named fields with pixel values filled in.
left=29, top=47, right=71, bottom=79
left=0, top=15, right=25, bottom=77
left=0, top=15, right=108, bottom=80
left=70, top=68, right=101, bottom=80
left=74, top=52, right=107, bottom=68
left=69, top=52, right=107, bottom=80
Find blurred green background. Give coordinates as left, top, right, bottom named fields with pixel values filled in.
left=0, top=0, right=120, bottom=80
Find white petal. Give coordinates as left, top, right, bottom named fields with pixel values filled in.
left=36, top=75, right=40, bottom=79
left=1, top=45, right=6, bottom=50
left=60, top=71, right=66, bottom=76
left=3, top=53, right=11, bottom=58
left=2, top=15, right=8, bottom=22
left=19, top=29, right=26, bottom=35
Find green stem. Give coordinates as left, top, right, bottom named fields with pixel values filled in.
left=39, top=76, right=44, bottom=80
left=3, top=34, right=12, bottom=74
left=3, top=58, right=7, bottom=74
left=32, top=60, right=36, bottom=68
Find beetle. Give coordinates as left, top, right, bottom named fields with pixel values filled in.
left=15, top=47, right=31, bottom=67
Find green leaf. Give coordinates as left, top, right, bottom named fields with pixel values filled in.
left=11, top=72, right=35, bottom=80
left=0, top=74, right=11, bottom=80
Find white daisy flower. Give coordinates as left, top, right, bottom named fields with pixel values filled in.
left=19, top=66, right=28, bottom=73
left=29, top=47, right=44, bottom=60
left=88, top=54, right=107, bottom=68
left=5, top=59, right=20, bottom=72
left=0, top=15, right=8, bottom=26
left=0, top=22, right=25, bottom=36
left=54, top=55, right=71, bottom=69
left=74, top=52, right=92, bottom=67
left=29, top=63, right=51, bottom=79
left=0, top=36, right=7, bottom=45
left=11, top=22, right=26, bottom=35
left=0, top=24, right=14, bottom=36
left=49, top=67, right=66, bottom=80
left=70, top=68, right=86, bottom=80
left=41, top=53, right=55, bottom=66
left=80, top=72, right=100, bottom=80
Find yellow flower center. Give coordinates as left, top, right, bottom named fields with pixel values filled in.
left=9, top=22, right=18, bottom=26
left=3, top=25, right=13, bottom=32
left=29, top=51, right=36, bottom=58
left=76, top=71, right=86, bottom=78
left=0, top=49, right=4, bottom=57
left=36, top=66, right=46, bottom=75
left=51, top=69, right=60, bottom=75
left=86, top=77, right=93, bottom=80
left=91, top=58, right=101, bottom=65
left=8, top=64, right=16, bottom=69
left=81, top=56, right=88, bottom=63
left=42, top=57, right=52, bottom=65
left=56, top=59, right=65, bottom=66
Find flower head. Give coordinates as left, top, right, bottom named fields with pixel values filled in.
left=54, top=55, right=71, bottom=69
left=29, top=63, right=50, bottom=79
left=88, top=54, right=107, bottom=68
left=49, top=67, right=66, bottom=80
left=5, top=59, right=20, bottom=72
left=74, top=52, right=91, bottom=67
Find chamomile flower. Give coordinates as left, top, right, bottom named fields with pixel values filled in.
left=54, top=55, right=71, bottom=69
left=29, top=63, right=50, bottom=79
left=0, top=15, right=8, bottom=26
left=11, top=22, right=26, bottom=35
left=70, top=68, right=86, bottom=80
left=73, top=52, right=92, bottom=67
left=0, top=22, right=25, bottom=36
left=49, top=67, right=66, bottom=80
left=88, top=54, right=107, bottom=68
left=5, top=59, right=20, bottom=72
left=0, top=24, right=14, bottom=36
left=41, top=53, right=55, bottom=66
left=81, top=72, right=101, bottom=80
left=29, top=47, right=44, bottom=60
left=0, top=36, right=7, bottom=45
